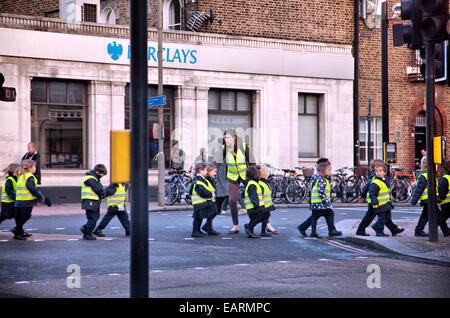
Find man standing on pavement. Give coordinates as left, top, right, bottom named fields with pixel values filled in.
left=80, top=164, right=107, bottom=240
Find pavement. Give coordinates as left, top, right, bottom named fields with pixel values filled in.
left=30, top=201, right=450, bottom=266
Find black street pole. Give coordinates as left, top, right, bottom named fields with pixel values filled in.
left=367, top=99, right=372, bottom=166
left=130, top=0, right=149, bottom=297
left=424, top=42, right=438, bottom=242
left=381, top=2, right=389, bottom=174
left=353, top=0, right=360, bottom=168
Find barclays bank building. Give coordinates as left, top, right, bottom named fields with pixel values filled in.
left=0, top=3, right=354, bottom=200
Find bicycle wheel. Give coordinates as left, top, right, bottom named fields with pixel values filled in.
left=329, top=176, right=341, bottom=203
left=164, top=182, right=179, bottom=205
left=391, top=179, right=412, bottom=203
left=182, top=178, right=193, bottom=204
left=270, top=175, right=286, bottom=203
left=342, top=177, right=358, bottom=203
left=285, top=179, right=307, bottom=204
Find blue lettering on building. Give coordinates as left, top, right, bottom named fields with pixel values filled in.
left=119, top=44, right=198, bottom=64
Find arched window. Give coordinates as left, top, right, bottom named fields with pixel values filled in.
left=100, top=7, right=116, bottom=24
left=168, top=0, right=181, bottom=30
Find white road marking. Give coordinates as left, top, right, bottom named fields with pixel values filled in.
left=194, top=267, right=205, bottom=270
left=278, top=261, right=290, bottom=264
left=165, top=226, right=176, bottom=229
left=280, top=218, right=289, bottom=220
left=148, top=238, right=155, bottom=241
left=33, top=239, right=45, bottom=242
left=108, top=273, right=121, bottom=276
left=55, top=228, right=65, bottom=230
left=151, top=270, right=164, bottom=273
left=25, top=228, right=37, bottom=231
left=184, top=238, right=194, bottom=240
left=318, top=258, right=330, bottom=261
left=355, top=256, right=368, bottom=259
left=221, top=237, right=232, bottom=240
left=110, top=227, right=120, bottom=230
left=0, top=240, right=8, bottom=242
left=67, top=239, right=79, bottom=241
left=235, top=264, right=248, bottom=266
left=103, top=238, right=113, bottom=241
left=14, top=281, right=30, bottom=284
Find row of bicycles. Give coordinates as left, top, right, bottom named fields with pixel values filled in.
left=264, top=164, right=415, bottom=204
left=164, top=164, right=416, bottom=206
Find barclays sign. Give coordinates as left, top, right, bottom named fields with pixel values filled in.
left=107, top=41, right=198, bottom=64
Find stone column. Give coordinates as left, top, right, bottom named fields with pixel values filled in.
left=195, top=86, right=209, bottom=161
left=87, top=80, right=112, bottom=183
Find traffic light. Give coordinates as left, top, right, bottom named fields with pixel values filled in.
left=419, top=41, right=448, bottom=82
left=0, top=73, right=17, bottom=102
left=419, top=0, right=449, bottom=43
left=393, top=0, right=424, bottom=50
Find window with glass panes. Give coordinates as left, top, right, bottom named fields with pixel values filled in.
left=359, top=117, right=383, bottom=163
left=168, top=0, right=181, bottom=30
left=298, top=94, right=319, bottom=158
left=30, top=79, right=87, bottom=169
left=207, top=89, right=252, bottom=160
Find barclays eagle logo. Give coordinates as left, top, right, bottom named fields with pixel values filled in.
left=107, top=41, right=123, bottom=61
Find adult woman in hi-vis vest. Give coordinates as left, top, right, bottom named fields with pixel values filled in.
left=219, top=129, right=255, bottom=234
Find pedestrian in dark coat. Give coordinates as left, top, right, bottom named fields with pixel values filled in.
left=14, top=160, right=47, bottom=240
left=438, top=161, right=450, bottom=235
left=201, top=164, right=220, bottom=235
left=190, top=163, right=215, bottom=237
left=93, top=183, right=131, bottom=237
left=1, top=163, right=20, bottom=224
left=22, top=142, right=41, bottom=185
left=243, top=166, right=266, bottom=238
left=80, top=164, right=107, bottom=240
left=411, top=160, right=450, bottom=237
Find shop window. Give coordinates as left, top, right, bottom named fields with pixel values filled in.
left=31, top=79, right=87, bottom=169
left=298, top=94, right=319, bottom=158
left=124, top=85, right=174, bottom=169
left=359, top=117, right=383, bottom=163
left=207, top=89, right=252, bottom=161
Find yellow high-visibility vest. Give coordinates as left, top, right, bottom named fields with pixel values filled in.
left=81, top=175, right=100, bottom=200
left=258, top=180, right=273, bottom=208
left=1, top=176, right=17, bottom=203
left=107, top=183, right=126, bottom=207
left=244, top=180, right=263, bottom=210
left=224, top=143, right=248, bottom=182
left=417, top=173, right=439, bottom=202
left=311, top=178, right=331, bottom=204
left=440, top=175, right=450, bottom=205
left=16, top=173, right=37, bottom=202
left=191, top=179, right=213, bottom=206
left=371, top=179, right=391, bottom=206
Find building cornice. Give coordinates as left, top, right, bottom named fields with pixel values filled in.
left=0, top=13, right=352, bottom=56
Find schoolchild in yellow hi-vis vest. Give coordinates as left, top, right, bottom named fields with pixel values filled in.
left=1, top=163, right=20, bottom=226
left=368, top=163, right=401, bottom=237
left=94, top=183, right=131, bottom=237
left=80, top=164, right=107, bottom=240
left=411, top=160, right=450, bottom=237
left=437, top=160, right=450, bottom=237
left=190, top=163, right=215, bottom=238
left=14, top=160, right=50, bottom=240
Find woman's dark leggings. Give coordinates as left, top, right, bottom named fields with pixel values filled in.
left=15, top=207, right=33, bottom=236
left=228, top=182, right=240, bottom=226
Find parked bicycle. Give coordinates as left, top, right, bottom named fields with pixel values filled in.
left=164, top=169, right=194, bottom=205
left=389, top=166, right=414, bottom=203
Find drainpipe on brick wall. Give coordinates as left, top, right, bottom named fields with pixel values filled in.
left=353, top=0, right=360, bottom=167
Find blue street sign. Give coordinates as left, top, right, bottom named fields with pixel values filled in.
left=148, top=95, right=166, bottom=107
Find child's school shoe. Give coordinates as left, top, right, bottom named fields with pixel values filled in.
left=328, top=230, right=342, bottom=237
left=13, top=234, right=27, bottom=240
left=260, top=231, right=272, bottom=237
left=310, top=233, right=322, bottom=239
left=83, top=234, right=97, bottom=240
left=297, top=225, right=307, bottom=237
left=207, top=230, right=220, bottom=236
left=375, top=232, right=389, bottom=237
left=80, top=226, right=86, bottom=235
left=247, top=231, right=258, bottom=238
left=244, top=224, right=250, bottom=235
left=93, top=229, right=105, bottom=237
left=391, top=228, right=405, bottom=236
left=191, top=232, right=206, bottom=238
left=356, top=230, right=370, bottom=236
left=415, top=230, right=427, bottom=237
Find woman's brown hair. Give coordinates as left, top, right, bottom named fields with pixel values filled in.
left=20, top=159, right=36, bottom=175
